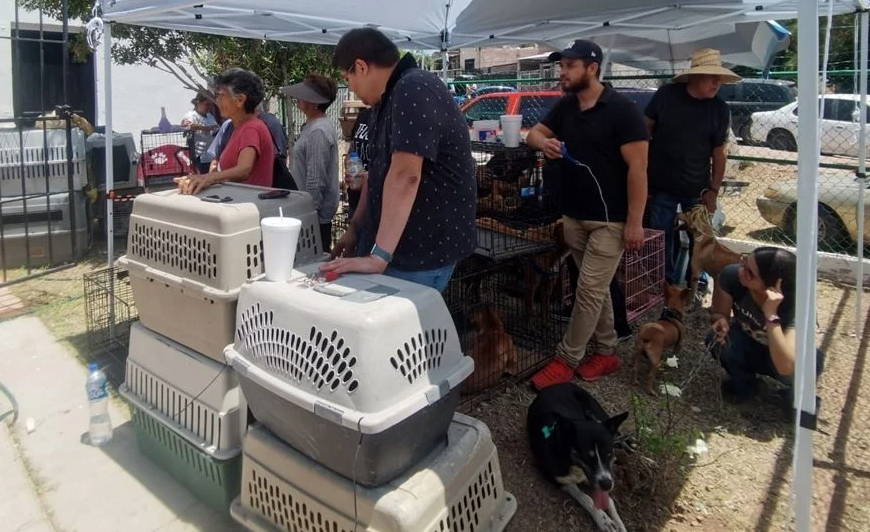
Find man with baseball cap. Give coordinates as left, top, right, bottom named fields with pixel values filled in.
left=527, top=39, right=649, bottom=389
left=282, top=74, right=340, bottom=252
left=645, top=48, right=740, bottom=286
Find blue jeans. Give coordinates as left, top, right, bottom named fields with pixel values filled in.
left=647, top=192, right=700, bottom=285
left=384, top=263, right=457, bottom=292
left=707, top=321, right=825, bottom=398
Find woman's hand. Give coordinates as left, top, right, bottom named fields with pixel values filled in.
left=762, top=279, right=785, bottom=318
left=344, top=170, right=367, bottom=191
left=711, top=315, right=730, bottom=345
left=174, top=174, right=215, bottom=195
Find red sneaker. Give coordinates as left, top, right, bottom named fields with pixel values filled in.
left=576, top=352, right=621, bottom=381
left=531, top=358, right=575, bottom=390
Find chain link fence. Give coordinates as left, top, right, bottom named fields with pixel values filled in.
left=453, top=70, right=869, bottom=257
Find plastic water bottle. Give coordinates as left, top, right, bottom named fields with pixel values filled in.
left=157, top=107, right=172, bottom=133
left=347, top=151, right=364, bottom=190
left=86, top=363, right=113, bottom=446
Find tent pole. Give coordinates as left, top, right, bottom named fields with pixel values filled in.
left=442, top=50, right=449, bottom=80
left=793, top=1, right=820, bottom=531
left=856, top=10, right=868, bottom=334
left=104, top=22, right=114, bottom=269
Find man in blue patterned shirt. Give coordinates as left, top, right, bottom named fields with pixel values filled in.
left=320, top=28, right=476, bottom=292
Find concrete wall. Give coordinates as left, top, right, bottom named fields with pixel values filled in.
left=0, top=4, right=202, bottom=138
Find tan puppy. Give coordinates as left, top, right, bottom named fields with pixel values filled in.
left=676, top=204, right=741, bottom=305
left=632, top=284, right=691, bottom=395
left=463, top=306, right=517, bottom=395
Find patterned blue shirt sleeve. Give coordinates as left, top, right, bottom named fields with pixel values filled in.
left=203, top=120, right=233, bottom=163
left=390, top=79, right=442, bottom=161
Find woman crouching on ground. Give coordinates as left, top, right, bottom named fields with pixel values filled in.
left=708, top=246, right=824, bottom=411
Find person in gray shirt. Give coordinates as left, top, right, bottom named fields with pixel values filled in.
left=282, top=75, right=340, bottom=253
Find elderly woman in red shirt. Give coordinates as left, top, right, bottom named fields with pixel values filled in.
left=176, top=68, right=275, bottom=194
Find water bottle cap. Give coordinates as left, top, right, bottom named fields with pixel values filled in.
left=349, top=151, right=358, bottom=158
left=89, top=363, right=98, bottom=371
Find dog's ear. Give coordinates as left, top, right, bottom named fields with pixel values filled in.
left=681, top=287, right=693, bottom=302
left=604, top=411, right=629, bottom=435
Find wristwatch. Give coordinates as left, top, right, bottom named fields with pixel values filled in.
left=766, top=315, right=781, bottom=326
left=370, top=243, right=393, bottom=264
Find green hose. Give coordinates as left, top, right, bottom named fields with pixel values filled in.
left=0, top=380, right=19, bottom=425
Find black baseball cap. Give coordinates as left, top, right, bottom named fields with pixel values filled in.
left=548, top=40, right=603, bottom=63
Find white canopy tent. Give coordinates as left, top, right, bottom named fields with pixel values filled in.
left=517, top=20, right=791, bottom=73
left=96, top=2, right=866, bottom=531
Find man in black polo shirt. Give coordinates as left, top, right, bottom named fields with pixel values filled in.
left=646, top=48, right=737, bottom=285
left=526, top=40, right=649, bottom=390
left=320, top=28, right=476, bottom=292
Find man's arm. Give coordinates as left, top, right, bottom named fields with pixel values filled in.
left=711, top=144, right=727, bottom=190
left=619, top=140, right=648, bottom=251
left=374, top=152, right=423, bottom=256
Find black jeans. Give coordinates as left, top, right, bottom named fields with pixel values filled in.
left=708, top=320, right=825, bottom=399
left=320, top=222, right=332, bottom=255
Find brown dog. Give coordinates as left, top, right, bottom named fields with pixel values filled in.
left=462, top=306, right=517, bottom=395
left=632, top=284, right=691, bottom=395
left=523, top=221, right=570, bottom=322
left=676, top=204, right=741, bottom=305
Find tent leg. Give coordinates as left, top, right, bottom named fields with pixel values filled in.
left=793, top=2, right=820, bottom=532
left=103, top=23, right=114, bottom=269
left=856, top=10, right=868, bottom=334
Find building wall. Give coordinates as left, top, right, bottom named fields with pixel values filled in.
left=0, top=4, right=201, bottom=138
left=458, top=45, right=547, bottom=72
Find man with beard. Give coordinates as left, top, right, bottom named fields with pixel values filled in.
left=526, top=40, right=649, bottom=390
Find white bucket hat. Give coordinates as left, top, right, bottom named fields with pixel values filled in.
left=673, top=48, right=742, bottom=84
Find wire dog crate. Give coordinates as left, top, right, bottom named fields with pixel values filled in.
left=472, top=142, right=559, bottom=260
left=615, top=229, right=665, bottom=324
left=446, top=254, right=567, bottom=410
left=83, top=265, right=138, bottom=382
left=139, top=130, right=193, bottom=186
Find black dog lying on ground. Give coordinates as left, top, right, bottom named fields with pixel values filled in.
left=527, top=383, right=629, bottom=532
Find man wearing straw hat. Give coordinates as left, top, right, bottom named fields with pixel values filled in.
left=645, top=48, right=740, bottom=286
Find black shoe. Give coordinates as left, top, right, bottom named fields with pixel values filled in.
left=778, top=389, right=821, bottom=420
left=721, top=378, right=759, bottom=404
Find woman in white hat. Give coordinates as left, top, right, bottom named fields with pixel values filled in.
left=645, top=48, right=740, bottom=286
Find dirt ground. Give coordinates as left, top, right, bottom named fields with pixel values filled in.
left=463, top=280, right=870, bottom=532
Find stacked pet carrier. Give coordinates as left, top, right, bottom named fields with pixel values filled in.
left=0, top=127, right=88, bottom=268
left=85, top=132, right=142, bottom=238
left=225, top=261, right=517, bottom=532
left=117, top=183, right=324, bottom=511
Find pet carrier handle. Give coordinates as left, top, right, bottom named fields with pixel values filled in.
left=119, top=258, right=242, bottom=300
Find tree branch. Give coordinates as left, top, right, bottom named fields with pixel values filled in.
left=155, top=55, right=202, bottom=93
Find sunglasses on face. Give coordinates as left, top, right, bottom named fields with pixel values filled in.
left=739, top=253, right=757, bottom=281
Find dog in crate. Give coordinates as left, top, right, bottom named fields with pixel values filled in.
left=462, top=305, right=517, bottom=395
left=523, top=220, right=570, bottom=323
left=527, top=383, right=629, bottom=532
left=632, top=284, right=691, bottom=396
left=676, top=204, right=741, bottom=306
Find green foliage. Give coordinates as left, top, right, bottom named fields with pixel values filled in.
left=631, top=393, right=701, bottom=473
left=21, top=0, right=340, bottom=97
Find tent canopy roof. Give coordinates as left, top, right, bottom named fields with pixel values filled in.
left=102, top=0, right=859, bottom=50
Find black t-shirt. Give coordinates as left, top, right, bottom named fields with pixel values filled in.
left=719, top=263, right=795, bottom=346
left=645, top=82, right=730, bottom=197
left=367, top=54, right=477, bottom=271
left=347, top=107, right=372, bottom=210
left=540, top=86, right=648, bottom=223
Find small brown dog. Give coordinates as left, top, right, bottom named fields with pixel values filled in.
left=632, top=284, right=691, bottom=395
left=463, top=306, right=517, bottom=395
left=676, top=204, right=741, bottom=305
left=523, top=221, right=570, bottom=322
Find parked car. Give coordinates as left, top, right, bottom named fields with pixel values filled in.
left=717, top=78, right=797, bottom=142
left=749, top=94, right=870, bottom=157
left=460, top=87, right=657, bottom=131
left=454, top=85, right=517, bottom=106
left=756, top=167, right=869, bottom=250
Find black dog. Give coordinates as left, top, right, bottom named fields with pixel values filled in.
left=527, top=383, right=629, bottom=532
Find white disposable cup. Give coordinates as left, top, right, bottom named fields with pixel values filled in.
left=261, top=217, right=302, bottom=282
left=500, top=114, right=523, bottom=147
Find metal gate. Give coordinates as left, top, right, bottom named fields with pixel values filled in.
left=0, top=0, right=90, bottom=286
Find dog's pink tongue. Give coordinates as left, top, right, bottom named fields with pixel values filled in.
left=593, top=490, right=610, bottom=510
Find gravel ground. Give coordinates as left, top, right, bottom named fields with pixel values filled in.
left=463, top=280, right=870, bottom=532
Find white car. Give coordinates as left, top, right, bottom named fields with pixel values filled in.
left=749, top=94, right=870, bottom=157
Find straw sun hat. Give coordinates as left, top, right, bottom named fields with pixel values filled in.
left=673, top=48, right=741, bottom=84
